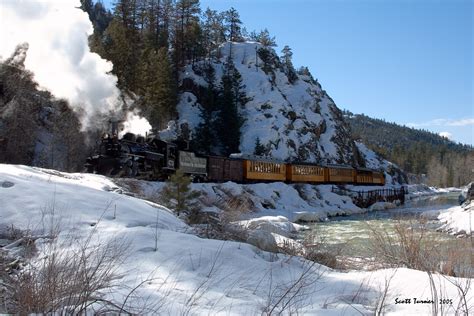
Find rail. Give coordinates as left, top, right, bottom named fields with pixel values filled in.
left=331, top=186, right=406, bottom=208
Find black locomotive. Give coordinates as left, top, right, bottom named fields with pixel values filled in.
left=85, top=121, right=207, bottom=181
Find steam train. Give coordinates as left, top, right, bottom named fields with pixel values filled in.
left=85, top=125, right=385, bottom=186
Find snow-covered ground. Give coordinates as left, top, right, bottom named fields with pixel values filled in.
left=437, top=201, right=473, bottom=237
left=125, top=178, right=409, bottom=223
left=406, top=183, right=462, bottom=199
left=0, top=164, right=472, bottom=314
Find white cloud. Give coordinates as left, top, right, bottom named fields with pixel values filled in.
left=0, top=0, right=120, bottom=129
left=406, top=118, right=474, bottom=128
left=439, top=131, right=453, bottom=139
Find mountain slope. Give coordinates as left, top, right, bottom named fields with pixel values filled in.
left=173, top=42, right=366, bottom=167
left=345, top=112, right=473, bottom=186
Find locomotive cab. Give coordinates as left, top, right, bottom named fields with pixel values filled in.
left=148, top=138, right=177, bottom=173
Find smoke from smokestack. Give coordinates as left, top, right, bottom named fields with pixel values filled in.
left=0, top=0, right=150, bottom=135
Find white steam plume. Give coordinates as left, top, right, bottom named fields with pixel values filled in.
left=121, top=111, right=153, bottom=137
left=0, top=0, right=151, bottom=135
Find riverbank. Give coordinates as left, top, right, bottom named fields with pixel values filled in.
left=437, top=200, right=473, bottom=237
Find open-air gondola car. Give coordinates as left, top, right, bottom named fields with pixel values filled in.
left=286, top=163, right=327, bottom=183
left=327, top=165, right=356, bottom=183
left=242, top=158, right=286, bottom=182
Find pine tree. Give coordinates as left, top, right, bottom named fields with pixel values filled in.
left=257, top=47, right=276, bottom=74
left=193, top=64, right=217, bottom=154
left=201, top=8, right=226, bottom=60
left=281, top=45, right=298, bottom=83
left=254, top=137, right=266, bottom=156
left=256, top=28, right=276, bottom=48
left=140, top=47, right=177, bottom=129
left=161, top=169, right=201, bottom=222
left=216, top=58, right=245, bottom=155
left=224, top=7, right=243, bottom=59
left=224, top=7, right=242, bottom=42
left=174, top=0, right=201, bottom=67
left=102, top=19, right=137, bottom=90
left=114, top=0, right=138, bottom=31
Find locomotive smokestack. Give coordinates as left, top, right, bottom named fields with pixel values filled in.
left=109, top=118, right=121, bottom=136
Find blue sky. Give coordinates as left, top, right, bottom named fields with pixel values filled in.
left=101, top=0, right=473, bottom=145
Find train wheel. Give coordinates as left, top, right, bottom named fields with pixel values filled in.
left=121, top=160, right=138, bottom=177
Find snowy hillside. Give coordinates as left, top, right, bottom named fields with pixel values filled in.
left=177, top=42, right=363, bottom=165
left=1, top=164, right=471, bottom=314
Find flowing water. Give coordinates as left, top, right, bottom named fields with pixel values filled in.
left=302, top=192, right=472, bottom=273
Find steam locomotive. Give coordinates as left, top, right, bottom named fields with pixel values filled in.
left=85, top=122, right=385, bottom=185
left=85, top=121, right=207, bottom=181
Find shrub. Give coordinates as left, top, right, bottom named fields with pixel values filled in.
left=160, top=169, right=201, bottom=224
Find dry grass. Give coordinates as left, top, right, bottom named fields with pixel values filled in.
left=9, top=233, right=130, bottom=315
left=365, top=218, right=473, bottom=278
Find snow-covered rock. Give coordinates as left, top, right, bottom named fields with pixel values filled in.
left=175, top=42, right=394, bottom=174
left=238, top=215, right=307, bottom=238
left=368, top=201, right=397, bottom=211
left=246, top=229, right=279, bottom=253
left=438, top=200, right=473, bottom=237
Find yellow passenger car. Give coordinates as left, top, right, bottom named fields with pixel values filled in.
left=327, top=165, right=356, bottom=183
left=243, top=159, right=286, bottom=182
left=356, top=168, right=374, bottom=184
left=372, top=171, right=385, bottom=185
left=286, top=164, right=327, bottom=183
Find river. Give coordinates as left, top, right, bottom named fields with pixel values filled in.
left=302, top=192, right=472, bottom=274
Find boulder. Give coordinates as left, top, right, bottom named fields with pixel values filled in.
left=247, top=229, right=279, bottom=253
left=467, top=183, right=474, bottom=201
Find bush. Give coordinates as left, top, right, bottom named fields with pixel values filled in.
left=160, top=169, right=201, bottom=223
left=366, top=218, right=473, bottom=277
left=0, top=223, right=137, bottom=314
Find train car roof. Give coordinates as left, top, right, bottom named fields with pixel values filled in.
left=357, top=167, right=385, bottom=173
left=325, top=164, right=355, bottom=170
left=290, top=160, right=322, bottom=165
left=229, top=153, right=285, bottom=163
left=356, top=167, right=375, bottom=172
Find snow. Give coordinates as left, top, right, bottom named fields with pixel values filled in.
left=406, top=183, right=462, bottom=198
left=438, top=200, right=473, bottom=236
left=176, top=42, right=390, bottom=169
left=198, top=181, right=363, bottom=222
left=368, top=201, right=398, bottom=211
left=237, top=215, right=308, bottom=238
left=0, top=164, right=185, bottom=233
left=0, top=164, right=472, bottom=314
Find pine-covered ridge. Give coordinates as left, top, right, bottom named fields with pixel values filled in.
left=344, top=111, right=473, bottom=186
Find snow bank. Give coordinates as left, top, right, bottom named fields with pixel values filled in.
left=0, top=164, right=184, bottom=233
left=438, top=200, right=473, bottom=237
left=407, top=184, right=462, bottom=198
left=238, top=215, right=307, bottom=238
left=136, top=181, right=364, bottom=222
left=368, top=201, right=398, bottom=211
left=1, top=164, right=472, bottom=314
